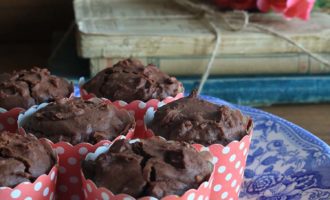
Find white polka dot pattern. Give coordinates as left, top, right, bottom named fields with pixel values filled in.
left=212, top=156, right=218, bottom=164
left=239, top=142, right=245, bottom=150
left=221, top=192, right=228, bottom=199
left=10, top=189, right=21, bottom=198
left=187, top=193, right=195, bottom=200
left=218, top=166, right=226, bottom=174
left=56, top=147, right=65, bottom=154
left=50, top=171, right=55, bottom=181
left=204, top=130, right=252, bottom=200
left=229, top=154, right=236, bottom=162
left=213, top=184, right=222, bottom=192
left=123, top=197, right=134, bottom=200
left=225, top=173, right=232, bottom=181
left=118, top=101, right=127, bottom=107
left=51, top=140, right=115, bottom=200
left=79, top=132, right=251, bottom=200
left=101, top=192, right=110, bottom=200
left=68, top=157, right=77, bottom=165
left=112, top=93, right=183, bottom=139
left=231, top=179, right=237, bottom=188
left=70, top=176, right=79, bottom=184
left=138, top=102, right=146, bottom=109
left=59, top=166, right=66, bottom=174
left=222, top=147, right=230, bottom=154
left=34, top=182, right=42, bottom=191
left=79, top=147, right=88, bottom=155
left=197, top=195, right=204, bottom=200
left=0, top=166, right=57, bottom=200
left=80, top=136, right=216, bottom=200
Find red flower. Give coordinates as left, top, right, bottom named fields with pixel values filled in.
left=214, top=0, right=257, bottom=10
left=257, top=0, right=316, bottom=20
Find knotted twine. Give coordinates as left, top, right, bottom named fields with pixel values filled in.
left=50, top=0, right=330, bottom=94
left=173, top=0, right=330, bottom=94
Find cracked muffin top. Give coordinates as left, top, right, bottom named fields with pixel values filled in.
left=148, top=90, right=251, bottom=146
left=82, top=58, right=184, bottom=102
left=21, top=97, right=135, bottom=145
left=0, top=67, right=73, bottom=110
left=0, top=131, right=56, bottom=188
left=82, top=137, right=213, bottom=199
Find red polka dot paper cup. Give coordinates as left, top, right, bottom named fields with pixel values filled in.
left=144, top=108, right=254, bottom=200
left=80, top=88, right=184, bottom=139
left=193, top=129, right=253, bottom=200
left=0, top=165, right=58, bottom=200
left=17, top=102, right=135, bottom=200
left=0, top=135, right=59, bottom=200
left=80, top=136, right=216, bottom=200
left=50, top=140, right=113, bottom=200
left=0, top=107, right=24, bottom=133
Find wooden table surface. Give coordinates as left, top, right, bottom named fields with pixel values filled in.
left=0, top=43, right=329, bottom=145
left=260, top=104, right=330, bottom=145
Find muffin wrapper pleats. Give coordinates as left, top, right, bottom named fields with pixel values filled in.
left=80, top=88, right=184, bottom=138
left=0, top=92, right=252, bottom=199
left=0, top=108, right=25, bottom=133
left=193, top=132, right=252, bottom=200
left=46, top=134, right=133, bottom=200
left=80, top=135, right=216, bottom=200
left=143, top=106, right=254, bottom=200
left=50, top=141, right=111, bottom=200
left=0, top=135, right=59, bottom=200
left=16, top=102, right=135, bottom=200
left=135, top=129, right=253, bottom=200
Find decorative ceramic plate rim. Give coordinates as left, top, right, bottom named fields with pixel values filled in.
left=203, top=95, right=330, bottom=153
left=201, top=95, right=330, bottom=200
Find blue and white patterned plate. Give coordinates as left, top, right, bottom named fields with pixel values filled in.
left=202, top=95, right=330, bottom=200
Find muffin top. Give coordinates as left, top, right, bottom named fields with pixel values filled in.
left=0, top=67, right=73, bottom=110
left=82, top=58, right=184, bottom=102
left=148, top=91, right=251, bottom=146
left=22, top=97, right=135, bottom=145
left=82, top=137, right=213, bottom=199
left=0, top=131, right=56, bottom=188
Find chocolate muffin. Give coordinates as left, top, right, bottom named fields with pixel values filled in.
left=0, top=131, right=56, bottom=188
left=148, top=91, right=251, bottom=146
left=82, top=58, right=184, bottom=102
left=21, top=97, right=135, bottom=145
left=0, top=67, right=73, bottom=110
left=82, top=137, right=213, bottom=199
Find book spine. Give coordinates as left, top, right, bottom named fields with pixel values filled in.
left=75, top=0, right=330, bottom=58
left=79, top=33, right=330, bottom=58
left=180, top=76, right=330, bottom=106
left=89, top=54, right=330, bottom=76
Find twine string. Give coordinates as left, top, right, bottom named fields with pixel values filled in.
left=52, top=0, right=330, bottom=94
left=250, top=22, right=330, bottom=70
left=174, top=0, right=250, bottom=94
left=197, top=19, right=222, bottom=94
left=174, top=0, right=330, bottom=94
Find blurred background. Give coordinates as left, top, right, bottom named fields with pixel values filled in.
left=0, top=0, right=329, bottom=144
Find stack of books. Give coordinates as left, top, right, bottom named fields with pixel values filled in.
left=73, top=0, right=330, bottom=106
